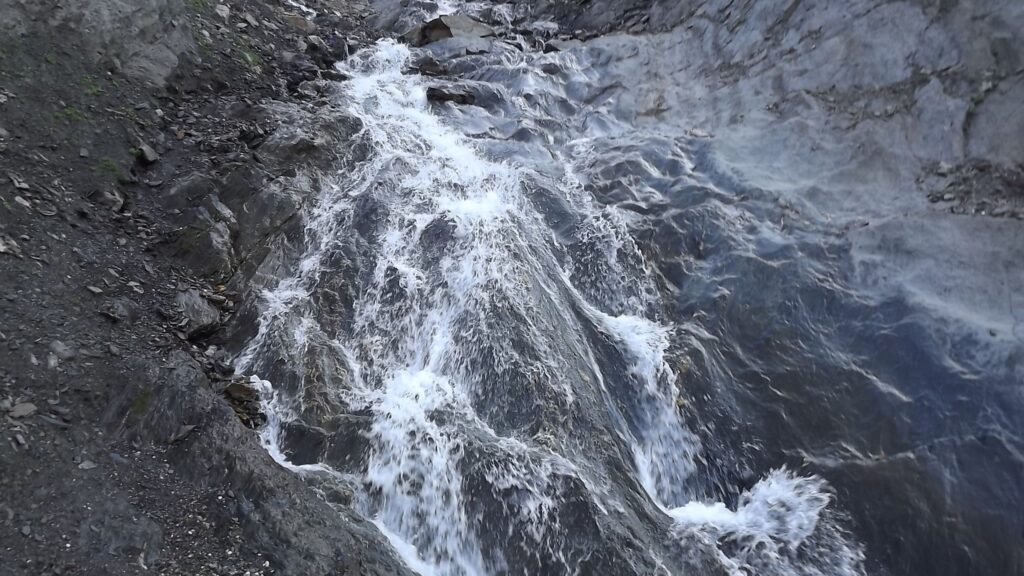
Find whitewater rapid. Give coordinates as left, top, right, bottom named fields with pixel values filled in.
left=236, top=9, right=865, bottom=575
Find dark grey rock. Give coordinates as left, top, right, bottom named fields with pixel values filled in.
left=49, top=340, right=77, bottom=361
left=174, top=220, right=235, bottom=280
left=136, top=141, right=159, bottom=164
left=9, top=402, right=37, bottom=418
left=403, top=14, right=495, bottom=47
left=280, top=420, right=328, bottom=465
left=426, top=86, right=475, bottom=105
left=0, top=0, right=194, bottom=86
left=174, top=289, right=220, bottom=340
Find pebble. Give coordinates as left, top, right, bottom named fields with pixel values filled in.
left=8, top=172, right=30, bottom=189
left=50, top=340, right=76, bottom=361
left=86, top=286, right=104, bottom=295
left=78, top=460, right=97, bottom=470
left=9, top=402, right=37, bottom=418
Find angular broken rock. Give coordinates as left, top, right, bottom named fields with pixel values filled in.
left=403, top=15, right=495, bottom=47
left=49, top=340, right=77, bottom=361
left=0, top=234, right=22, bottom=258
left=174, top=289, right=221, bottom=339
left=90, top=187, right=125, bottom=212
left=223, top=380, right=266, bottom=428
left=282, top=13, right=317, bottom=34
left=9, top=402, right=37, bottom=419
left=136, top=142, right=159, bottom=165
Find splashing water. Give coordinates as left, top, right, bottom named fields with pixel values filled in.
left=237, top=26, right=864, bottom=576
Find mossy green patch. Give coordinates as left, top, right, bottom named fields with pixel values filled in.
left=94, top=157, right=126, bottom=183
left=129, top=387, right=154, bottom=417
left=55, top=105, right=88, bottom=123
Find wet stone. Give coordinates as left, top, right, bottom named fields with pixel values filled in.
left=403, top=15, right=495, bottom=47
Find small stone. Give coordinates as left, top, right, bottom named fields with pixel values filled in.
left=243, top=12, right=259, bottom=27
left=306, top=35, right=330, bottom=53
left=91, top=187, right=125, bottom=212
left=79, top=148, right=89, bottom=158
left=20, top=525, right=31, bottom=537
left=49, top=340, right=77, bottom=361
left=9, top=402, right=37, bottom=418
left=0, top=234, right=23, bottom=258
left=7, top=172, right=29, bottom=190
left=215, top=4, right=230, bottom=21
left=169, top=424, right=197, bottom=444
left=35, top=201, right=58, bottom=217
left=78, top=460, right=97, bottom=470
left=86, top=286, right=104, bottom=295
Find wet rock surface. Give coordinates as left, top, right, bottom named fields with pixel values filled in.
left=496, top=1, right=1024, bottom=575
left=2, top=1, right=1022, bottom=576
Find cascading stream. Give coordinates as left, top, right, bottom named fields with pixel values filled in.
left=237, top=5, right=866, bottom=575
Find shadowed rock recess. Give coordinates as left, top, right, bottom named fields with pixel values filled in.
left=1, top=0, right=1020, bottom=575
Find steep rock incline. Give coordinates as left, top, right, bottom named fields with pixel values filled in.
left=0, top=0, right=408, bottom=574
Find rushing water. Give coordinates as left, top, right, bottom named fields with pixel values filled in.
left=237, top=3, right=867, bottom=575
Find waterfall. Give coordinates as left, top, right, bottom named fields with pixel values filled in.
left=237, top=13, right=864, bottom=576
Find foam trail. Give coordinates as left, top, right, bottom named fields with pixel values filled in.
left=234, top=17, right=864, bottom=575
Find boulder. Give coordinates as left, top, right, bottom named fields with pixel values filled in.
left=174, top=289, right=221, bottom=339
left=280, top=420, right=329, bottom=465
left=222, top=379, right=266, bottom=428
left=175, top=220, right=235, bottom=280
left=403, top=15, right=495, bottom=47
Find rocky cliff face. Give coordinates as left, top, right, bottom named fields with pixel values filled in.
left=511, top=2, right=1024, bottom=575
